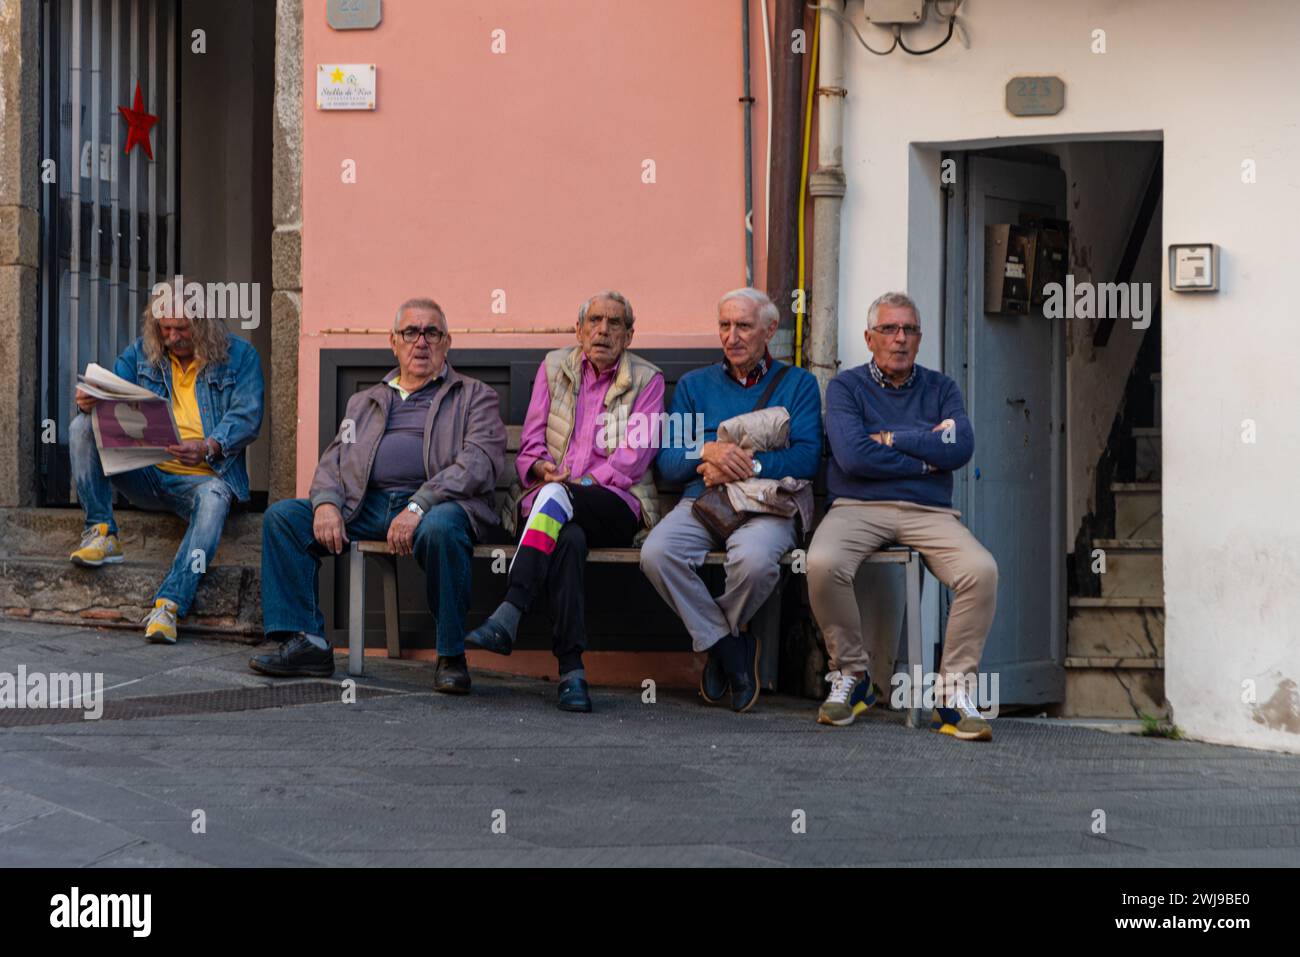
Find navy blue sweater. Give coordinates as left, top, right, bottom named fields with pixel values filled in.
left=657, top=360, right=824, bottom=499
left=825, top=363, right=974, bottom=508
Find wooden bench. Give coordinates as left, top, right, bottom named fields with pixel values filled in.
left=341, top=430, right=931, bottom=726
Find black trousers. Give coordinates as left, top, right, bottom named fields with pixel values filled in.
left=506, top=483, right=638, bottom=673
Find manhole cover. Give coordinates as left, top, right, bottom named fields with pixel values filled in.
left=0, top=681, right=395, bottom=727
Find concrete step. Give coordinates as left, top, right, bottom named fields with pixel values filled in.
left=1093, top=538, right=1163, bottom=599
left=1067, top=597, right=1163, bottom=659
left=1061, top=656, right=1167, bottom=719
left=0, top=506, right=262, bottom=565
left=1111, top=482, right=1161, bottom=541
left=0, top=555, right=261, bottom=638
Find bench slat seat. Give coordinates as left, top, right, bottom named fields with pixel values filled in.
left=357, top=539, right=916, bottom=566
left=347, top=539, right=928, bottom=726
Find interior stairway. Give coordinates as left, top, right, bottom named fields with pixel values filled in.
left=1064, top=372, right=1166, bottom=718
left=0, top=507, right=263, bottom=640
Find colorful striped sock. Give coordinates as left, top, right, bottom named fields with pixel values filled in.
left=515, top=483, right=574, bottom=562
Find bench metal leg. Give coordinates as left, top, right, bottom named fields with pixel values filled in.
left=751, top=579, right=782, bottom=691
left=382, top=556, right=401, bottom=659
left=348, top=542, right=365, bottom=677
left=904, top=551, right=923, bottom=729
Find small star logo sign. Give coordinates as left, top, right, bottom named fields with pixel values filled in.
left=330, top=67, right=345, bottom=83
left=118, top=82, right=158, bottom=160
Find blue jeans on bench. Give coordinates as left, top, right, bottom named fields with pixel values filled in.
left=260, top=489, right=475, bottom=656
left=70, top=411, right=234, bottom=618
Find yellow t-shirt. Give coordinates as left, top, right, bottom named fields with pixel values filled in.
left=156, top=354, right=215, bottom=476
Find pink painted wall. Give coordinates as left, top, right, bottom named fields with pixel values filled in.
left=299, top=0, right=774, bottom=491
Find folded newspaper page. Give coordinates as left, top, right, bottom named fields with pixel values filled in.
left=77, top=363, right=181, bottom=476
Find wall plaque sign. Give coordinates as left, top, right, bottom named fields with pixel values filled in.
left=317, top=64, right=377, bottom=111
left=327, top=0, right=381, bottom=30
left=1006, top=76, right=1065, bottom=116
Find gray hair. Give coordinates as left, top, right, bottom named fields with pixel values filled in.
left=393, top=297, right=447, bottom=332
left=578, top=290, right=634, bottom=328
left=866, top=291, right=920, bottom=329
left=718, top=287, right=779, bottom=327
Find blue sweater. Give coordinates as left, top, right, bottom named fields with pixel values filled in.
left=825, top=363, right=974, bottom=509
left=657, top=360, right=824, bottom=498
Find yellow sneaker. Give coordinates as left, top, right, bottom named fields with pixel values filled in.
left=144, top=598, right=179, bottom=644
left=69, top=523, right=124, bottom=567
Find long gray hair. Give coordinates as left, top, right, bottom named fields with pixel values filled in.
left=140, top=282, right=230, bottom=366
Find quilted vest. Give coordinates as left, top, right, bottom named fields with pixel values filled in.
left=506, top=345, right=662, bottom=534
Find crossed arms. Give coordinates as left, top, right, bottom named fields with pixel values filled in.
left=824, top=375, right=974, bottom=479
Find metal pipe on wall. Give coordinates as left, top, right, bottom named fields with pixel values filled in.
left=808, top=0, right=846, bottom=398
left=765, top=0, right=804, bottom=362
left=741, top=0, right=755, bottom=286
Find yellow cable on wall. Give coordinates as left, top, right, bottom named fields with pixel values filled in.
left=794, top=8, right=820, bottom=368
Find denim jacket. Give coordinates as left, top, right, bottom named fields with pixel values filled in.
left=112, top=335, right=265, bottom=502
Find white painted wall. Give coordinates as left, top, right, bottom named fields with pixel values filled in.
left=838, top=0, right=1300, bottom=752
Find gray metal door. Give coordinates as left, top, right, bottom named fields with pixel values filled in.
left=39, top=0, right=179, bottom=503
left=945, top=155, right=1066, bottom=705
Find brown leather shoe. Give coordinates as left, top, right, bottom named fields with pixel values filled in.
left=434, top=654, right=471, bottom=695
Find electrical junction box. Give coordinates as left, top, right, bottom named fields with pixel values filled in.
left=862, top=1, right=925, bottom=24
left=985, top=224, right=1037, bottom=315
left=1020, top=215, right=1070, bottom=305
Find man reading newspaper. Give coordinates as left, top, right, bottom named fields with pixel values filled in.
left=69, top=284, right=264, bottom=643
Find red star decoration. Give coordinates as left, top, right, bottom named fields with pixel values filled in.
left=118, top=82, right=158, bottom=160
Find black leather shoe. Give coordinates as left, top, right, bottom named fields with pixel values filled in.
left=434, top=654, right=471, bottom=695
left=557, top=674, right=592, bottom=713
left=728, top=632, right=760, bottom=713
left=464, top=618, right=513, bottom=656
left=699, top=645, right=729, bottom=705
left=249, top=634, right=335, bottom=678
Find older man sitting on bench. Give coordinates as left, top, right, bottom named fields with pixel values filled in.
left=250, top=297, right=506, bottom=693
left=463, top=290, right=664, bottom=714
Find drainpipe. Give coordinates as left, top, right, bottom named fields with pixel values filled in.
left=765, top=0, right=804, bottom=364
left=741, top=0, right=755, bottom=286
left=808, top=0, right=846, bottom=398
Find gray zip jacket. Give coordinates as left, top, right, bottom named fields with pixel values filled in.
left=309, top=362, right=507, bottom=540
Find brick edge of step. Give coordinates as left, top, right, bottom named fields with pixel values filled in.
left=0, top=554, right=262, bottom=641
left=0, top=607, right=262, bottom=643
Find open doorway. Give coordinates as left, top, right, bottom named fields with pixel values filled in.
left=939, top=139, right=1164, bottom=715
left=37, top=0, right=275, bottom=507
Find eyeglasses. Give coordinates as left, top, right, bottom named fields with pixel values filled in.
left=870, top=323, right=922, bottom=339
left=398, top=326, right=446, bottom=344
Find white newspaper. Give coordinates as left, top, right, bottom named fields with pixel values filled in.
left=77, top=363, right=181, bottom=476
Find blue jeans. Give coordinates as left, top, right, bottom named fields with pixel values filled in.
left=260, top=489, right=475, bottom=656
left=69, top=412, right=234, bottom=617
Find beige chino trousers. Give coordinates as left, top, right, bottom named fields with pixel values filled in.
left=807, top=500, right=998, bottom=684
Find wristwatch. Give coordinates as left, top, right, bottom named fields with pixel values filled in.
left=751, top=459, right=762, bottom=476
left=406, top=501, right=425, bottom=518
left=579, top=476, right=595, bottom=487
left=203, top=438, right=219, bottom=465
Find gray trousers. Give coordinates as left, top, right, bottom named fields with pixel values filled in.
left=640, top=499, right=797, bottom=652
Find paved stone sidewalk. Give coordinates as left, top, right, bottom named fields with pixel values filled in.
left=1, top=620, right=1298, bottom=867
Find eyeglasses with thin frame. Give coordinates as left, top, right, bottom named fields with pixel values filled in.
left=870, top=323, right=922, bottom=339
left=398, top=326, right=446, bottom=344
